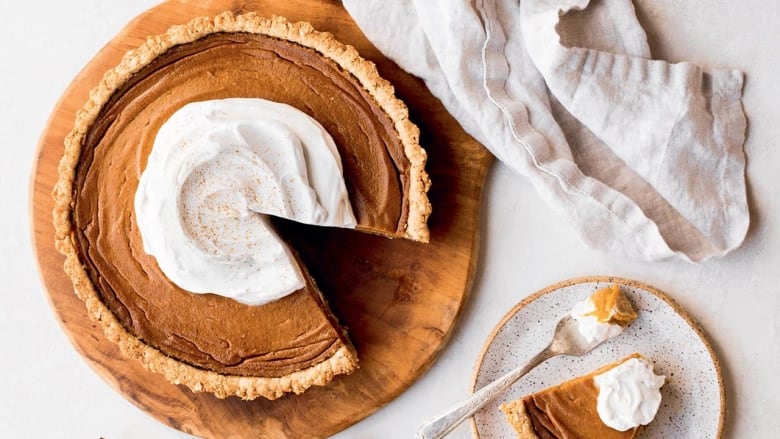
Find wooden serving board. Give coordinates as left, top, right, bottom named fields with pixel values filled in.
left=30, top=1, right=492, bottom=437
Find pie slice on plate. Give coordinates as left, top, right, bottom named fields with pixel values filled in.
left=500, top=353, right=665, bottom=438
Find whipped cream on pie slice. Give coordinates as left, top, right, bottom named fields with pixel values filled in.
left=594, top=356, right=666, bottom=431
left=135, top=98, right=357, bottom=305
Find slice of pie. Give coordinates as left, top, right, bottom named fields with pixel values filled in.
left=53, top=12, right=431, bottom=400
left=500, top=353, right=665, bottom=439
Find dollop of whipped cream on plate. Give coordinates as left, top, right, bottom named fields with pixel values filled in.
left=571, top=285, right=637, bottom=343
left=594, top=357, right=666, bottom=431
left=135, top=98, right=356, bottom=305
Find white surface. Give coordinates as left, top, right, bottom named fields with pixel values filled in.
left=473, top=280, right=720, bottom=438
left=2, top=1, right=778, bottom=437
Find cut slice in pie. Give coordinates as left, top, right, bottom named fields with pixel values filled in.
left=53, top=12, right=431, bottom=400
left=500, top=353, right=665, bottom=439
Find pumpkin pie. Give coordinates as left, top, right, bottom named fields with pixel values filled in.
left=500, top=353, right=665, bottom=438
left=53, top=12, right=431, bottom=400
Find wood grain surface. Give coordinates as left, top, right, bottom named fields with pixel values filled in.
left=30, top=0, right=492, bottom=437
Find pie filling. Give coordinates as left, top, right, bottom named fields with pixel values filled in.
left=71, top=32, right=412, bottom=377
left=521, top=376, right=639, bottom=439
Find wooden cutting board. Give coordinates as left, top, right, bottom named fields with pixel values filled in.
left=30, top=0, right=492, bottom=437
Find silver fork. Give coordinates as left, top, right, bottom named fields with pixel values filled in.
left=416, top=315, right=607, bottom=439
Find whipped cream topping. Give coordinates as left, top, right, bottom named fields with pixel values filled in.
left=571, top=296, right=625, bottom=343
left=594, top=357, right=666, bottom=431
left=135, top=98, right=356, bottom=305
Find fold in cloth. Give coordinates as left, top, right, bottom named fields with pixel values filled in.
left=344, top=0, right=748, bottom=262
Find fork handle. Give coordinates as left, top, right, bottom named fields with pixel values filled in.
left=416, top=347, right=555, bottom=439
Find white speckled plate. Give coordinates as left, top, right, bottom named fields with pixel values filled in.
left=471, top=276, right=724, bottom=438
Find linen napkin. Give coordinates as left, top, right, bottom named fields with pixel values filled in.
left=343, top=0, right=748, bottom=262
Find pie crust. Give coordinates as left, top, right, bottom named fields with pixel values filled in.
left=53, top=12, right=431, bottom=400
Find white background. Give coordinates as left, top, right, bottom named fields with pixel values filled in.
left=2, top=1, right=778, bottom=437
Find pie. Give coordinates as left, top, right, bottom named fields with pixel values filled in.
left=52, top=12, right=431, bottom=400
left=500, top=353, right=665, bottom=438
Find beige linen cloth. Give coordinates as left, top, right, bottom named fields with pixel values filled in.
left=343, top=0, right=748, bottom=262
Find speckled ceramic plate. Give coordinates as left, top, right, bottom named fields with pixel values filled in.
left=471, top=276, right=724, bottom=438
